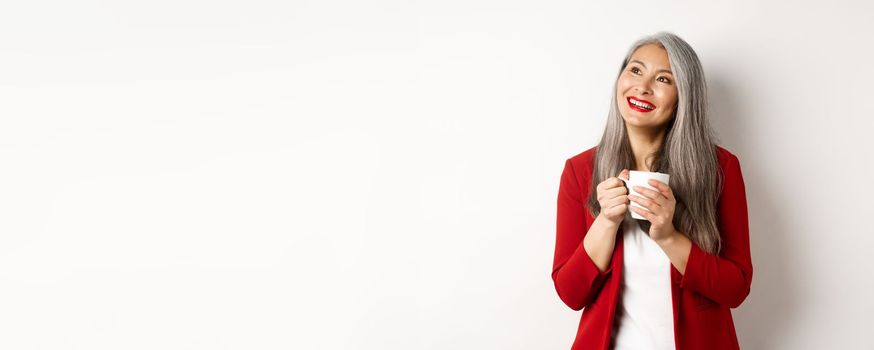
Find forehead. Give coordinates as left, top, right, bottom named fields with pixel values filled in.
left=629, top=44, right=672, bottom=72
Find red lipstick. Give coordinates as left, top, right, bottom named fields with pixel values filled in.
left=627, top=96, right=656, bottom=113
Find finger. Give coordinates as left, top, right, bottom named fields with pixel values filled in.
left=603, top=179, right=624, bottom=193
left=608, top=203, right=628, bottom=216
left=609, top=194, right=630, bottom=208
left=604, top=200, right=614, bottom=210
left=647, top=179, right=675, bottom=201
left=614, top=177, right=626, bottom=188
left=602, top=198, right=624, bottom=215
left=646, top=179, right=671, bottom=198
left=615, top=203, right=628, bottom=214
left=596, top=179, right=609, bottom=193
left=628, top=193, right=660, bottom=210
left=630, top=205, right=654, bottom=220
left=606, top=186, right=628, bottom=198
left=631, top=196, right=664, bottom=217
left=632, top=185, right=666, bottom=204
left=599, top=177, right=620, bottom=192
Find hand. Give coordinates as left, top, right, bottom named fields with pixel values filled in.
left=627, top=179, right=678, bottom=242
left=596, top=169, right=631, bottom=225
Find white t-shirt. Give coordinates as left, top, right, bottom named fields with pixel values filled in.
left=610, top=219, right=676, bottom=350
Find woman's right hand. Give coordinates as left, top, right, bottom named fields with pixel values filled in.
left=597, top=169, right=630, bottom=225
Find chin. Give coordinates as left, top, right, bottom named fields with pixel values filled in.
left=620, top=113, right=644, bottom=125
left=622, top=116, right=662, bottom=129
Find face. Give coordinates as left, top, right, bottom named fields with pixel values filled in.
left=615, top=43, right=678, bottom=131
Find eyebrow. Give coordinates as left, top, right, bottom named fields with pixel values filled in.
left=629, top=60, right=673, bottom=75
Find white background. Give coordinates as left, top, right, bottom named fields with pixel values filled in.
left=1, top=1, right=872, bottom=349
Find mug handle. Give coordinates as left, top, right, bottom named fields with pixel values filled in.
left=618, top=177, right=632, bottom=195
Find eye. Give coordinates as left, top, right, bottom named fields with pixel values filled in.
left=630, top=67, right=641, bottom=74
left=658, top=76, right=672, bottom=84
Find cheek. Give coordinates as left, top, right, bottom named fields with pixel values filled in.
left=616, top=80, right=632, bottom=102
left=616, top=77, right=632, bottom=92
left=658, top=90, right=678, bottom=109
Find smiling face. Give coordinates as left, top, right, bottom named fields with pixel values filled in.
left=616, top=43, right=679, bottom=131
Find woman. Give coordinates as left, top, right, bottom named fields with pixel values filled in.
left=551, top=31, right=752, bottom=350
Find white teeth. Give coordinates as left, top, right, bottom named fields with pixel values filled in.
left=629, top=98, right=654, bottom=110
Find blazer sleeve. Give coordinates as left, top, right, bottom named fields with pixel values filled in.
left=552, top=158, right=614, bottom=311
left=679, top=154, right=753, bottom=309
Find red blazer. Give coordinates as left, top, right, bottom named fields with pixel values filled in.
left=552, top=145, right=752, bottom=350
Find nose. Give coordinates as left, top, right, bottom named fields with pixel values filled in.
left=635, top=81, right=653, bottom=95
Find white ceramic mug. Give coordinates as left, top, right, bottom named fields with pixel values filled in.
left=619, top=171, right=670, bottom=220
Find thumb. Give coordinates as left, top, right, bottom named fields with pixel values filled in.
left=619, top=169, right=629, bottom=180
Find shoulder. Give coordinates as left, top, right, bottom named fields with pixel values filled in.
left=562, top=146, right=597, bottom=186
left=715, top=145, right=742, bottom=171
left=568, top=145, right=737, bottom=169
left=715, top=145, right=746, bottom=199
left=561, top=145, right=597, bottom=198
left=566, top=145, right=598, bottom=171
left=563, top=144, right=741, bottom=180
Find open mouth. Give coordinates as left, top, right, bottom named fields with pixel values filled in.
left=627, top=97, right=656, bottom=112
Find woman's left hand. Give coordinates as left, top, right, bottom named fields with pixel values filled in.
left=627, top=179, right=678, bottom=243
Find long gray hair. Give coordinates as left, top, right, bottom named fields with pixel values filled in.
left=585, top=31, right=724, bottom=254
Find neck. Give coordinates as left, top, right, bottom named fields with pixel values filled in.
left=626, top=125, right=667, bottom=172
